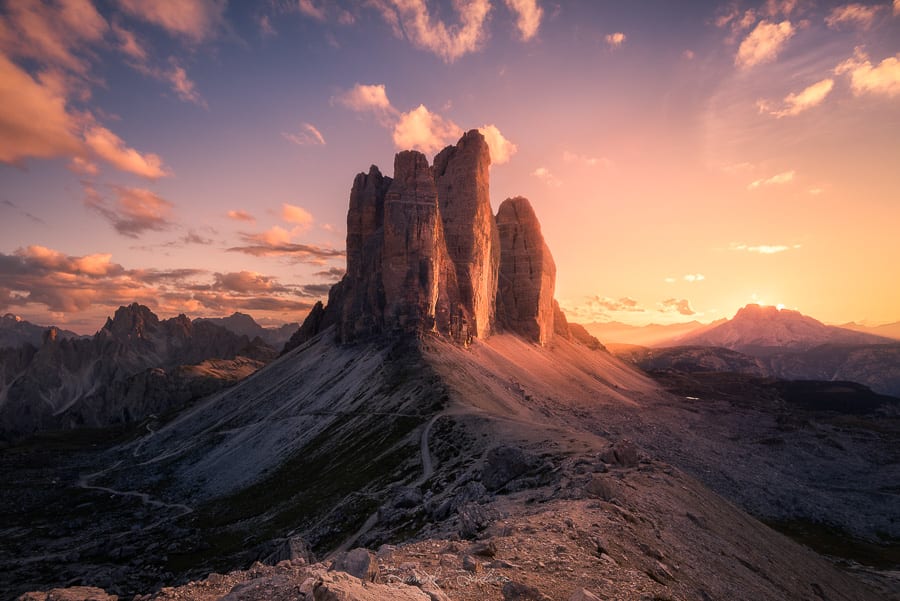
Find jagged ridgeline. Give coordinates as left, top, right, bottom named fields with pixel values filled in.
left=286, top=129, right=566, bottom=350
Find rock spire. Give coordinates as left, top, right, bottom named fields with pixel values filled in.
left=289, top=130, right=566, bottom=349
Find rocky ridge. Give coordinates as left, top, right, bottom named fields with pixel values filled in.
left=286, top=130, right=564, bottom=350
left=0, top=304, right=274, bottom=437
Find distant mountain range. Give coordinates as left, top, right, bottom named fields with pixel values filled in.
left=195, top=312, right=299, bottom=348
left=0, top=304, right=278, bottom=437
left=582, top=319, right=717, bottom=346
left=609, top=304, right=900, bottom=397
left=0, top=313, right=82, bottom=350
left=671, top=304, right=894, bottom=354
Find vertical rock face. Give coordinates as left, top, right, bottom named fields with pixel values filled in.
left=341, top=166, right=391, bottom=341
left=289, top=131, right=561, bottom=347
left=495, top=197, right=557, bottom=345
left=434, top=129, right=499, bottom=338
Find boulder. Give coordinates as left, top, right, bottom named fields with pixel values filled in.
left=330, top=547, right=378, bottom=582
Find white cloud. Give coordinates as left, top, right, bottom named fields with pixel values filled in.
left=748, top=170, right=795, bottom=189
left=735, top=20, right=795, bottom=69
left=730, top=243, right=802, bottom=254
left=504, top=0, right=542, bottom=40
left=758, top=78, right=834, bottom=117
left=563, top=151, right=612, bottom=168
left=532, top=166, right=561, bottom=187
left=282, top=122, right=326, bottom=146
left=84, top=125, right=169, bottom=179
left=392, top=104, right=462, bottom=154
left=835, top=49, right=900, bottom=97
left=664, top=277, right=677, bottom=284
left=368, top=0, right=491, bottom=63
left=684, top=274, right=705, bottom=282
left=808, top=187, right=824, bottom=195
left=605, top=32, right=626, bottom=50
left=825, top=4, right=882, bottom=30
left=282, top=203, right=314, bottom=228
left=478, top=124, right=517, bottom=165
left=117, top=0, right=226, bottom=42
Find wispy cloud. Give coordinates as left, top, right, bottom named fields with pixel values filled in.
left=730, top=243, right=802, bottom=254
left=735, top=20, right=795, bottom=69
left=226, top=241, right=345, bottom=264
left=84, top=124, right=169, bottom=178
left=117, top=0, right=227, bottom=43
left=226, top=210, right=255, bottom=223
left=1, top=200, right=45, bottom=225
left=532, top=166, right=561, bottom=187
left=282, top=123, right=326, bottom=146
left=605, top=32, right=626, bottom=50
left=757, top=79, right=834, bottom=117
left=658, top=298, right=695, bottom=316
left=84, top=184, right=175, bottom=238
left=683, top=274, right=705, bottom=282
left=282, top=204, right=314, bottom=228
left=297, top=0, right=327, bottom=21
left=368, top=0, right=491, bottom=63
left=504, top=0, right=543, bottom=40
left=825, top=3, right=882, bottom=30
left=748, top=170, right=795, bottom=189
left=563, top=151, right=612, bottom=168
left=835, top=48, right=900, bottom=98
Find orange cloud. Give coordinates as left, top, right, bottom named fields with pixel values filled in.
left=0, top=0, right=107, bottom=73
left=392, top=104, right=462, bottom=154
left=282, top=123, right=326, bottom=146
left=112, top=22, right=147, bottom=61
left=227, top=210, right=255, bottom=223
left=735, top=20, right=795, bottom=69
left=532, top=166, right=561, bottom=187
left=117, top=0, right=226, bottom=42
left=282, top=204, right=315, bottom=227
left=335, top=83, right=396, bottom=116
left=758, top=78, right=834, bottom=117
left=0, top=53, right=83, bottom=163
left=84, top=184, right=175, bottom=237
left=825, top=4, right=882, bottom=30
left=504, top=0, right=542, bottom=41
left=297, top=0, right=326, bottom=21
left=748, top=170, right=795, bottom=189
left=478, top=124, right=517, bottom=165
left=605, top=32, right=626, bottom=50
left=835, top=49, right=900, bottom=98
left=84, top=124, right=169, bottom=178
left=369, top=0, right=491, bottom=63
left=659, top=298, right=695, bottom=316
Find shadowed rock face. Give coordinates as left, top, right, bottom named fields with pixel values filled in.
left=291, top=130, right=562, bottom=348
left=495, top=197, right=557, bottom=345
left=382, top=150, right=461, bottom=337
left=434, top=129, right=499, bottom=338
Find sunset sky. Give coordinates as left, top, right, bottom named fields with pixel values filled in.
left=1, top=0, right=899, bottom=333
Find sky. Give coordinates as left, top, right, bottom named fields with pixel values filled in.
left=1, top=0, right=899, bottom=334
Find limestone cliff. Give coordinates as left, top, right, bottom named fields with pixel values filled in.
left=291, top=130, right=564, bottom=348
left=495, top=197, right=557, bottom=345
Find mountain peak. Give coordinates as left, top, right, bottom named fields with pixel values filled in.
left=289, top=130, right=564, bottom=349
left=678, top=304, right=891, bottom=353
left=103, top=303, right=160, bottom=340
